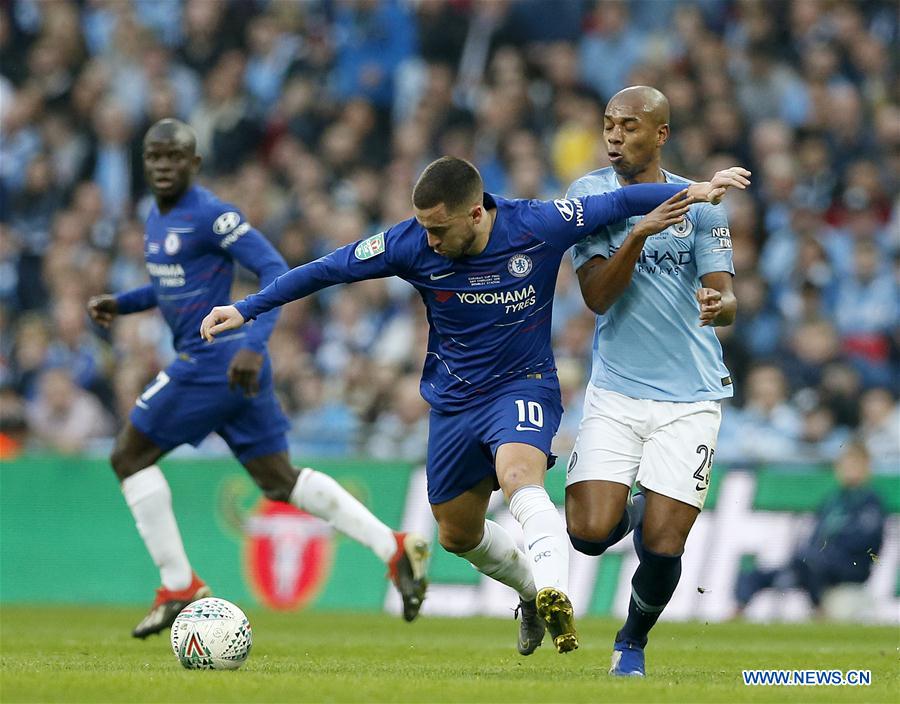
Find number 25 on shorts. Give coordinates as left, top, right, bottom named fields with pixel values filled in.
left=514, top=399, right=544, bottom=432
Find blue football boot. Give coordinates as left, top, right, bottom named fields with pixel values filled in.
left=609, top=639, right=645, bottom=677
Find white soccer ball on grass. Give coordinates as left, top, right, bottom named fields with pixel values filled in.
left=170, top=597, right=252, bottom=670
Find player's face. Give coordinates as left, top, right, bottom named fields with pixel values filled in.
left=143, top=139, right=199, bottom=200
left=604, top=105, right=664, bottom=179
left=415, top=202, right=480, bottom=260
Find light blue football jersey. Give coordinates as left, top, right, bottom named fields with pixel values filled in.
left=568, top=168, right=735, bottom=402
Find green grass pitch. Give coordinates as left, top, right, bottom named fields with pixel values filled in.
left=1, top=606, right=897, bottom=703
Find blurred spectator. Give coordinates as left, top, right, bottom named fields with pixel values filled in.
left=858, top=388, right=900, bottom=473
left=735, top=441, right=886, bottom=615
left=363, top=373, right=429, bottom=462
left=25, top=367, right=113, bottom=454
left=718, top=364, right=800, bottom=462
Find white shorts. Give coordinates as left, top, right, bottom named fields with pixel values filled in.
left=565, top=384, right=722, bottom=509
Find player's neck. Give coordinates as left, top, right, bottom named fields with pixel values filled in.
left=616, top=163, right=665, bottom=186
left=155, top=186, right=190, bottom=214
left=467, top=206, right=497, bottom=257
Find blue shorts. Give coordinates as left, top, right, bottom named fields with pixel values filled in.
left=130, top=361, right=290, bottom=464
left=426, top=379, right=562, bottom=505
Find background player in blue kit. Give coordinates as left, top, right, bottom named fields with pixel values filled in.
left=87, top=119, right=429, bottom=638
left=564, top=86, right=746, bottom=676
left=200, top=156, right=749, bottom=655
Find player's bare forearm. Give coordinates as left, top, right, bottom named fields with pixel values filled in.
left=698, top=272, right=737, bottom=327
left=577, top=233, right=647, bottom=315
left=578, top=191, right=693, bottom=315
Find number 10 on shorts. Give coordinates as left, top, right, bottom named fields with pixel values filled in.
left=514, top=399, right=543, bottom=432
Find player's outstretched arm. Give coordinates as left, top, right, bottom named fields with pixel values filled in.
left=200, top=305, right=245, bottom=342
left=685, top=167, right=751, bottom=205
left=88, top=285, right=158, bottom=327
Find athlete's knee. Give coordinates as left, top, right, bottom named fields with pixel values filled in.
left=565, top=511, right=621, bottom=544
left=640, top=527, right=687, bottom=556
left=110, top=444, right=143, bottom=480
left=437, top=520, right=482, bottom=554
left=247, top=461, right=300, bottom=503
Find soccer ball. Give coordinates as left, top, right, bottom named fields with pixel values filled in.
left=170, top=597, right=252, bottom=670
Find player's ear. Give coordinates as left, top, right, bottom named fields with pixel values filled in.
left=657, top=124, right=670, bottom=148
left=191, top=154, right=202, bottom=174
left=470, top=204, right=483, bottom=224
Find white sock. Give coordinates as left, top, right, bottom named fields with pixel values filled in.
left=290, top=468, right=397, bottom=563
left=121, top=466, right=193, bottom=591
left=508, top=485, right=569, bottom=594
left=458, top=520, right=537, bottom=601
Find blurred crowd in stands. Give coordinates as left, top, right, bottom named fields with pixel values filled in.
left=0, top=0, right=897, bottom=472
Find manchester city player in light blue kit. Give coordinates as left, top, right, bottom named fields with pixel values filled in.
left=202, top=155, right=748, bottom=655
left=564, top=87, right=743, bottom=676
left=88, top=119, right=429, bottom=638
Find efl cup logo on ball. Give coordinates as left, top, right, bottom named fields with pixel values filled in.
left=170, top=597, right=252, bottom=670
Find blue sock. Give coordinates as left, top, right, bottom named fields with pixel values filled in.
left=569, top=492, right=646, bottom=556
left=617, top=543, right=682, bottom=649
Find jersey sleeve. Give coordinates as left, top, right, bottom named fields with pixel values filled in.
left=205, top=206, right=289, bottom=352
left=115, top=285, right=158, bottom=314
left=566, top=177, right=611, bottom=271
left=693, top=203, right=735, bottom=278
left=525, top=183, right=687, bottom=253
left=235, top=226, right=407, bottom=322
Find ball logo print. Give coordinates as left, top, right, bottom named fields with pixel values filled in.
left=170, top=597, right=252, bottom=670
left=244, top=500, right=334, bottom=611
left=507, top=254, right=532, bottom=277
left=212, top=211, right=241, bottom=235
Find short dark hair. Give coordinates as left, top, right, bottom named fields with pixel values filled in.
left=412, top=156, right=483, bottom=212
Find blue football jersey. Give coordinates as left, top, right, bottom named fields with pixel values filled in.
left=236, top=185, right=687, bottom=412
left=569, top=167, right=735, bottom=402
left=116, top=185, right=287, bottom=382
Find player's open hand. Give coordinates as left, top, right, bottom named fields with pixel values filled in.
left=228, top=348, right=263, bottom=396
left=631, top=189, right=695, bottom=238
left=697, top=287, right=723, bottom=326
left=200, top=305, right=245, bottom=342
left=687, top=167, right=751, bottom=205
left=87, top=294, right=118, bottom=328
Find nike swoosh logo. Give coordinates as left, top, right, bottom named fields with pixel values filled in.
left=135, top=399, right=149, bottom=410
left=429, top=272, right=454, bottom=280
left=515, top=424, right=540, bottom=432
left=527, top=536, right=549, bottom=550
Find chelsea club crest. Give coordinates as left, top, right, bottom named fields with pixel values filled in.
left=507, top=254, right=533, bottom=277
left=164, top=231, right=182, bottom=255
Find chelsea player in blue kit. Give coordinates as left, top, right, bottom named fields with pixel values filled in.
left=88, top=120, right=429, bottom=638
left=564, top=87, right=748, bottom=676
left=201, top=156, right=748, bottom=654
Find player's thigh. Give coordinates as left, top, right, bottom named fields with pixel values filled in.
left=110, top=420, right=166, bottom=479
left=565, top=385, right=644, bottom=491
left=637, top=400, right=721, bottom=511
left=430, top=476, right=494, bottom=553
left=425, top=406, right=497, bottom=506
left=641, top=490, right=699, bottom=555
left=128, top=370, right=236, bottom=457
left=494, top=442, right=550, bottom=498
left=240, top=451, right=299, bottom=502
left=218, top=384, right=290, bottom=467
left=483, top=383, right=563, bottom=497
left=565, top=480, right=632, bottom=541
